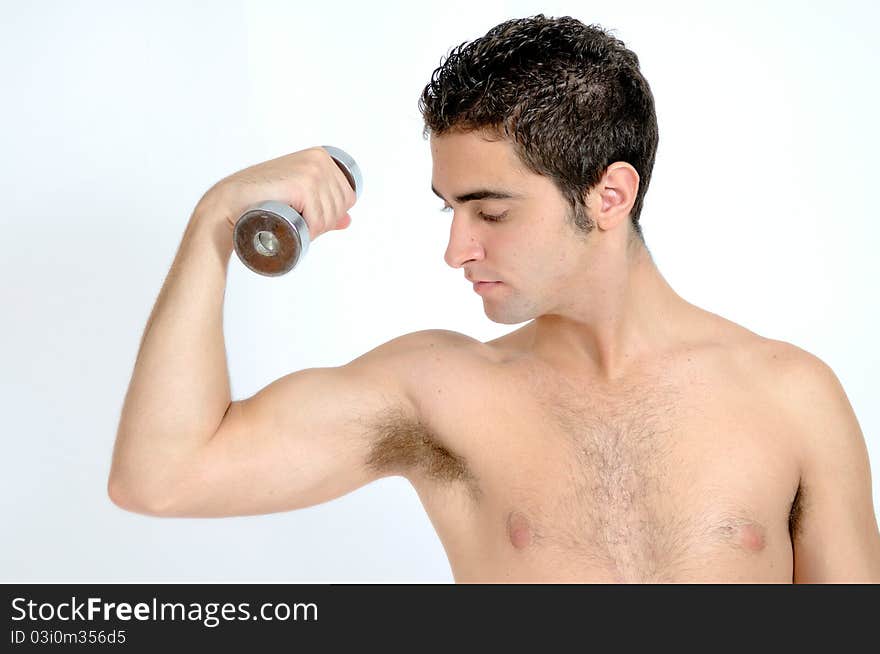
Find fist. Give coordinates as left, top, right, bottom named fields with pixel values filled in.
left=200, top=146, right=358, bottom=240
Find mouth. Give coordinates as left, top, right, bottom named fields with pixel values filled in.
left=473, top=281, right=502, bottom=293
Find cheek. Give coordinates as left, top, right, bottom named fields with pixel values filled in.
left=529, top=236, right=572, bottom=271
left=537, top=246, right=579, bottom=292
left=498, top=227, right=571, bottom=284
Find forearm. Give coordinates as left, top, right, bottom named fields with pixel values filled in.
left=110, top=195, right=234, bottom=507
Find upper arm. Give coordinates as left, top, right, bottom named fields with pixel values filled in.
left=154, top=330, right=450, bottom=518
left=783, top=346, right=880, bottom=583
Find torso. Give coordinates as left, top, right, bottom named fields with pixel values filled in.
left=377, top=318, right=804, bottom=583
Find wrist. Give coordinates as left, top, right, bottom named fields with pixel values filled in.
left=188, top=193, right=235, bottom=261
left=192, top=186, right=233, bottom=227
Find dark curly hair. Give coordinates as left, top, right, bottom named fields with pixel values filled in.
left=418, top=15, right=658, bottom=245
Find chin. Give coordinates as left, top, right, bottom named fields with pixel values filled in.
left=486, top=313, right=525, bottom=326
left=483, top=295, right=538, bottom=325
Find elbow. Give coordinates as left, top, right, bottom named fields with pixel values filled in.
left=107, top=474, right=177, bottom=517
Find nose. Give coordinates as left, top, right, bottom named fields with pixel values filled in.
left=443, top=213, right=485, bottom=269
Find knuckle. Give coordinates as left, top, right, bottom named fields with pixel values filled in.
left=303, top=162, right=322, bottom=186
left=310, top=146, right=331, bottom=167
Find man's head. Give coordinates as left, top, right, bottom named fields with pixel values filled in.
left=418, top=15, right=660, bottom=326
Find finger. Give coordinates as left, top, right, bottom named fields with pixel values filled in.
left=302, top=189, right=323, bottom=237
left=317, top=194, right=335, bottom=237
left=330, top=186, right=348, bottom=229
left=333, top=213, right=352, bottom=230
left=326, top=152, right=358, bottom=209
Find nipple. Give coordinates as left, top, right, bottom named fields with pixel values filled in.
left=715, top=517, right=767, bottom=553
left=737, top=522, right=766, bottom=552
left=507, top=511, right=532, bottom=549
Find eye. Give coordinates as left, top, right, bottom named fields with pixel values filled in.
left=438, top=206, right=507, bottom=222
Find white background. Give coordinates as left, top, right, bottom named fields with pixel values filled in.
left=1, top=0, right=877, bottom=582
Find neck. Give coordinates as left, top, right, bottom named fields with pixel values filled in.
left=529, top=237, right=694, bottom=381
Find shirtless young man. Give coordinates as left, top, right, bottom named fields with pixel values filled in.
left=109, top=15, right=880, bottom=583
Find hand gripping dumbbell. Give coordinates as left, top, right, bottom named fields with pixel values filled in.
left=232, top=145, right=363, bottom=276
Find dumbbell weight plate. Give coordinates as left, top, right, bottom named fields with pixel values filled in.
left=232, top=200, right=309, bottom=277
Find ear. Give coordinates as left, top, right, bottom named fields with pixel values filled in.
left=592, top=163, right=640, bottom=232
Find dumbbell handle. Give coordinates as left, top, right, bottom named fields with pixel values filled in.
left=232, top=145, right=362, bottom=277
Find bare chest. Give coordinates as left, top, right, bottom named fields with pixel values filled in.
left=404, top=349, right=802, bottom=583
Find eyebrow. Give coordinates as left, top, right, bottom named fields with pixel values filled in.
left=431, top=184, right=522, bottom=204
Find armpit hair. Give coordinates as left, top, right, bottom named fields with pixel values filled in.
left=788, top=481, right=806, bottom=542
left=362, top=404, right=481, bottom=499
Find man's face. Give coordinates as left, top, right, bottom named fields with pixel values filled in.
left=430, top=129, right=595, bottom=325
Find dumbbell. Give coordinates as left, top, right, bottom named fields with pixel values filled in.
left=232, top=145, right=363, bottom=276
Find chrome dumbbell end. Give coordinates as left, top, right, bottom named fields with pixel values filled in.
left=232, top=146, right=361, bottom=277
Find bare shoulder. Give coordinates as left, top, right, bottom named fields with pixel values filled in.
left=701, top=320, right=851, bottom=428
left=343, top=328, right=483, bottom=390
left=747, top=336, right=843, bottom=393
left=345, top=327, right=483, bottom=438
left=370, top=328, right=480, bottom=353
left=698, top=313, right=838, bottom=389
left=768, top=339, right=859, bottom=428
left=353, top=328, right=483, bottom=371
left=743, top=335, right=862, bottom=454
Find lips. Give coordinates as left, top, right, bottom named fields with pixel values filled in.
left=473, top=281, right=502, bottom=293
